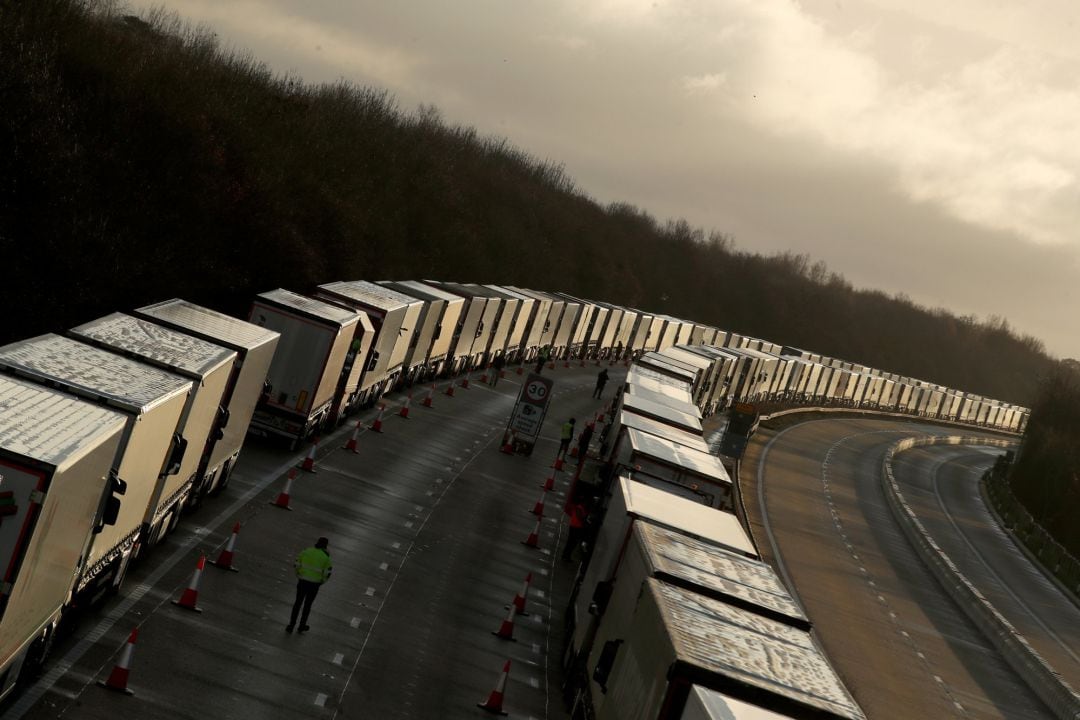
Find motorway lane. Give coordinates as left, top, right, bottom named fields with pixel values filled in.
left=741, top=416, right=1052, bottom=720
left=9, top=363, right=617, bottom=720
left=892, top=444, right=1080, bottom=693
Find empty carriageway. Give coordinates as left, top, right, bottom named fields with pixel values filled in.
left=742, top=415, right=1053, bottom=720
left=11, top=364, right=620, bottom=720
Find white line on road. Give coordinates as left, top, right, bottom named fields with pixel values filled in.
left=350, top=617, right=361, bottom=628
left=315, top=693, right=328, bottom=707
left=379, top=562, right=389, bottom=571
left=365, top=587, right=375, bottom=597
left=333, top=653, right=344, bottom=666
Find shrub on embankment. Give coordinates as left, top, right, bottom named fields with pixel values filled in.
left=0, top=0, right=1057, bottom=405
left=1006, top=363, right=1080, bottom=559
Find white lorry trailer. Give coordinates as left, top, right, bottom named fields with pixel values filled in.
left=70, top=312, right=237, bottom=519
left=135, top=299, right=280, bottom=493
left=315, top=281, right=423, bottom=399
left=248, top=289, right=360, bottom=447
left=0, top=376, right=127, bottom=702
left=0, top=335, right=191, bottom=598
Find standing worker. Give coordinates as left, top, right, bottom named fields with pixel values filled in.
left=535, top=345, right=551, bottom=374
left=576, top=422, right=595, bottom=465
left=287, top=537, right=332, bottom=633
left=562, top=499, right=588, bottom=561
left=558, top=417, right=576, bottom=459
left=593, top=368, right=609, bottom=399
left=490, top=354, right=506, bottom=386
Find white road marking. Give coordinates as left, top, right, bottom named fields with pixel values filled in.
left=379, top=562, right=389, bottom=571
left=404, top=521, right=414, bottom=529
left=315, top=693, right=328, bottom=707
left=365, top=587, right=375, bottom=597
left=333, top=653, right=344, bottom=665
left=350, top=617, right=361, bottom=628
left=532, top=643, right=541, bottom=654
left=392, top=542, right=401, bottom=549
left=529, top=677, right=540, bottom=689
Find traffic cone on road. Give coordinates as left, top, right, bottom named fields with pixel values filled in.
left=371, top=405, right=386, bottom=432
left=531, top=491, right=545, bottom=516
left=492, top=603, right=517, bottom=641
left=521, top=518, right=541, bottom=548
left=563, top=360, right=570, bottom=369
left=301, top=438, right=318, bottom=473
left=212, top=522, right=241, bottom=572
left=512, top=572, right=532, bottom=615
left=270, top=469, right=295, bottom=510
left=541, top=470, right=556, bottom=491
left=343, top=420, right=362, bottom=453
left=516, top=365, right=523, bottom=375
left=423, top=384, right=435, bottom=407
left=97, top=628, right=139, bottom=695
left=477, top=660, right=511, bottom=714
left=445, top=381, right=456, bottom=397
left=172, top=555, right=206, bottom=612
left=480, top=369, right=489, bottom=383
left=570, top=444, right=579, bottom=459
left=554, top=456, right=565, bottom=471
left=500, top=430, right=515, bottom=454
left=461, top=373, right=471, bottom=389
left=399, top=394, right=411, bottom=419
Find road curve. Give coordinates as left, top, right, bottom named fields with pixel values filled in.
left=891, top=444, right=1080, bottom=694
left=740, top=416, right=1052, bottom=720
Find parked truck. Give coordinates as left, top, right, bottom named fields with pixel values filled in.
left=70, top=312, right=237, bottom=520
left=134, top=299, right=280, bottom=493
left=0, top=376, right=127, bottom=702
left=248, top=289, right=360, bottom=447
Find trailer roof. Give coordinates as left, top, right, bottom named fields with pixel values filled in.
left=637, top=522, right=805, bottom=627
left=318, top=280, right=421, bottom=311
left=626, top=367, right=695, bottom=401
left=0, top=334, right=191, bottom=414
left=637, top=356, right=698, bottom=383
left=622, top=393, right=703, bottom=434
left=617, top=411, right=710, bottom=453
left=383, top=280, right=462, bottom=304
left=626, top=427, right=730, bottom=485
left=71, top=313, right=236, bottom=379
left=136, top=299, right=279, bottom=352
left=254, top=289, right=360, bottom=327
left=0, top=374, right=127, bottom=468
left=619, top=477, right=755, bottom=556
left=626, top=384, right=700, bottom=415
left=648, top=579, right=864, bottom=720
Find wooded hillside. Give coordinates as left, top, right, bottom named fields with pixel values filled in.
left=0, top=0, right=1056, bottom=404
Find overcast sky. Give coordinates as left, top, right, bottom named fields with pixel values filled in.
left=124, top=0, right=1080, bottom=358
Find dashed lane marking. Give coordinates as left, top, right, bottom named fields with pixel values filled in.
left=333, top=653, right=344, bottom=666
left=315, top=693, right=328, bottom=707
left=379, top=562, right=389, bottom=571
left=365, top=587, right=375, bottom=597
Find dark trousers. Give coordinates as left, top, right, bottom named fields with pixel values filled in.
left=290, top=579, right=321, bottom=626
left=559, top=438, right=571, bottom=458
left=593, top=383, right=606, bottom=398
left=563, top=526, right=586, bottom=559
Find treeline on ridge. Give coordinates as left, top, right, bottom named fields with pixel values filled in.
left=0, top=0, right=1056, bottom=406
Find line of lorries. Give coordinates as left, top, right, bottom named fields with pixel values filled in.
left=0, top=278, right=1027, bottom=707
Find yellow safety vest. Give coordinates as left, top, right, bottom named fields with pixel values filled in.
left=561, top=422, right=574, bottom=440
left=295, top=547, right=332, bottom=583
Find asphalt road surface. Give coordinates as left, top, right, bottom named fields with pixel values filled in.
left=741, top=415, right=1053, bottom=720
left=891, top=443, right=1080, bottom=694
left=6, top=363, right=617, bottom=720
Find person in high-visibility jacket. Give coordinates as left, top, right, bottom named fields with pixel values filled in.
left=558, top=418, right=576, bottom=459
left=287, top=536, right=332, bottom=633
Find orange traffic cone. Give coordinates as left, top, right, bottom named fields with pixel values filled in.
left=547, top=362, right=555, bottom=370
left=563, top=360, right=570, bottom=368
left=212, top=522, right=241, bottom=572
left=480, top=370, right=489, bottom=384
left=570, top=444, right=579, bottom=459
left=423, top=384, right=435, bottom=407
left=460, top=373, right=471, bottom=389
left=512, top=572, right=532, bottom=615
left=97, top=628, right=139, bottom=695
left=500, top=430, right=515, bottom=454
left=445, top=382, right=456, bottom=397
left=399, top=394, right=411, bottom=419
left=541, top=471, right=555, bottom=491
left=530, top=491, right=545, bottom=516
left=270, top=469, right=295, bottom=510
left=515, top=365, right=523, bottom=375
left=477, top=660, right=511, bottom=714
left=173, top=555, right=205, bottom=612
left=343, top=420, right=361, bottom=453
left=553, top=456, right=565, bottom=471
left=301, top=438, right=318, bottom=473
left=492, top=603, right=517, bottom=641
left=371, top=405, right=386, bottom=432
left=521, top=518, right=541, bottom=548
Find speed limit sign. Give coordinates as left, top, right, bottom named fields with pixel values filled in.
left=521, top=374, right=553, bottom=407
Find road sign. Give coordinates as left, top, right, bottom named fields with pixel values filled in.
left=503, top=373, right=554, bottom=456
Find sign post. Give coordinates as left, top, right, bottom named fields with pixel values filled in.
left=504, top=374, right=554, bottom=456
